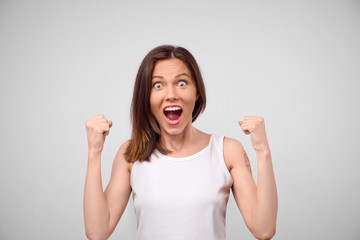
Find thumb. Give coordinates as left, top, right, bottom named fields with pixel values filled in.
left=238, top=121, right=242, bottom=126
left=108, top=120, right=113, bottom=127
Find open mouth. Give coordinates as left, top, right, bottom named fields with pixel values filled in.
left=163, top=106, right=183, bottom=124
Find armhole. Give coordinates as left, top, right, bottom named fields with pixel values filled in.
left=218, top=136, right=234, bottom=187
left=130, top=161, right=137, bottom=191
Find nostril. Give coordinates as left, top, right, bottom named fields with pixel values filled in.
left=166, top=95, right=178, bottom=101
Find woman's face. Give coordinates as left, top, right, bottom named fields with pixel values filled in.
left=150, top=58, right=198, bottom=137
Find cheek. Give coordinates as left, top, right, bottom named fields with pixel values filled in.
left=185, top=92, right=198, bottom=113
left=190, top=88, right=198, bottom=102
left=149, top=92, right=157, bottom=106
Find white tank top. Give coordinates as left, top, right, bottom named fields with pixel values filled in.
left=130, top=134, right=233, bottom=240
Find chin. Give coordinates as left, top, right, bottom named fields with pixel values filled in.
left=157, top=114, right=192, bottom=136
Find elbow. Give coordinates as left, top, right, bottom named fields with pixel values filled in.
left=85, top=230, right=94, bottom=240
left=85, top=231, right=95, bottom=240
left=85, top=233, right=106, bottom=240
left=85, top=227, right=108, bottom=240
left=85, top=229, right=97, bottom=240
left=253, top=227, right=276, bottom=240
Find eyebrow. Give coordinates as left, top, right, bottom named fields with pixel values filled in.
left=152, top=73, right=191, bottom=79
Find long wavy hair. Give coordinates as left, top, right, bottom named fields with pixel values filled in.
left=124, top=45, right=206, bottom=163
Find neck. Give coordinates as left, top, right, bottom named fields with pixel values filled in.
left=160, top=125, right=199, bottom=152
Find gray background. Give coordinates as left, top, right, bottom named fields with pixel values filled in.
left=1, top=0, right=359, bottom=239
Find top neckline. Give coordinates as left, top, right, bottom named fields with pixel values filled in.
left=153, top=134, right=214, bottom=162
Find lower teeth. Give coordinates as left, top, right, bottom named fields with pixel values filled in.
left=167, top=118, right=178, bottom=122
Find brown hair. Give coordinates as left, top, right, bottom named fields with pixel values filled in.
left=124, top=45, right=206, bottom=163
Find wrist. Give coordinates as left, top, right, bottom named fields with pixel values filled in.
left=88, top=149, right=102, bottom=157
left=88, top=150, right=102, bottom=164
left=255, top=149, right=271, bottom=158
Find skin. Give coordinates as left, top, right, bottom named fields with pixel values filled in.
left=150, top=58, right=207, bottom=155
left=83, top=58, right=278, bottom=240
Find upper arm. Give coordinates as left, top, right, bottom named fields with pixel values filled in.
left=224, top=137, right=257, bottom=228
left=104, top=141, right=133, bottom=233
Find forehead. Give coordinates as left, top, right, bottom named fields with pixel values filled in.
left=152, top=58, right=191, bottom=77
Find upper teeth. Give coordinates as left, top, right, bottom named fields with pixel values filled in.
left=164, top=106, right=181, bottom=111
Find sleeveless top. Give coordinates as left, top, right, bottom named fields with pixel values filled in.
left=130, top=134, right=234, bottom=240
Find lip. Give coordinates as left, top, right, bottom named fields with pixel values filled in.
left=163, top=105, right=183, bottom=126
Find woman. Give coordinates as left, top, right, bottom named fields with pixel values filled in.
left=84, top=45, right=278, bottom=240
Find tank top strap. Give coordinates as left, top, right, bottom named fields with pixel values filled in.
left=210, top=135, right=233, bottom=187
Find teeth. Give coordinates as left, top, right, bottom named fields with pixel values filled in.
left=164, top=106, right=182, bottom=111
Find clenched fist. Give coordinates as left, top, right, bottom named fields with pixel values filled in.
left=85, top=114, right=113, bottom=154
left=238, top=116, right=270, bottom=154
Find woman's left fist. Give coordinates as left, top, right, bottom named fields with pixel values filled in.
left=239, top=116, right=270, bottom=154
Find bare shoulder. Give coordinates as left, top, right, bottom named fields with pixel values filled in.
left=223, top=136, right=250, bottom=173
left=223, top=136, right=245, bottom=161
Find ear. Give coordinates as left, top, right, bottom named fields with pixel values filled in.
left=196, top=92, right=200, bottom=101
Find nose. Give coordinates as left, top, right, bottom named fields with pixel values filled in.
left=165, top=85, right=178, bottom=101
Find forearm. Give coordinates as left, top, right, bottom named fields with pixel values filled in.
left=84, top=152, right=111, bottom=239
left=252, top=150, right=278, bottom=238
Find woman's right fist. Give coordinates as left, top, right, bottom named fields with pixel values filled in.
left=85, top=114, right=113, bottom=154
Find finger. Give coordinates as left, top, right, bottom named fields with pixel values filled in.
left=239, top=125, right=250, bottom=134
left=97, top=128, right=109, bottom=134
left=93, top=118, right=108, bottom=123
left=94, top=124, right=110, bottom=133
left=241, top=125, right=253, bottom=134
left=243, top=124, right=255, bottom=131
left=97, top=122, right=110, bottom=127
left=239, top=119, right=255, bottom=125
left=240, top=123, right=251, bottom=129
left=242, top=119, right=258, bottom=124
left=239, top=120, right=249, bottom=125
left=242, top=128, right=250, bottom=135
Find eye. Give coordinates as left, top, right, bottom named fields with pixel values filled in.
left=153, top=82, right=163, bottom=89
left=178, top=80, right=187, bottom=87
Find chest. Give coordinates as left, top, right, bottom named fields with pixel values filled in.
left=131, top=156, right=229, bottom=210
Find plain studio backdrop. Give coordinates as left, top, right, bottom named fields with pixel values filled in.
left=1, top=0, right=359, bottom=239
